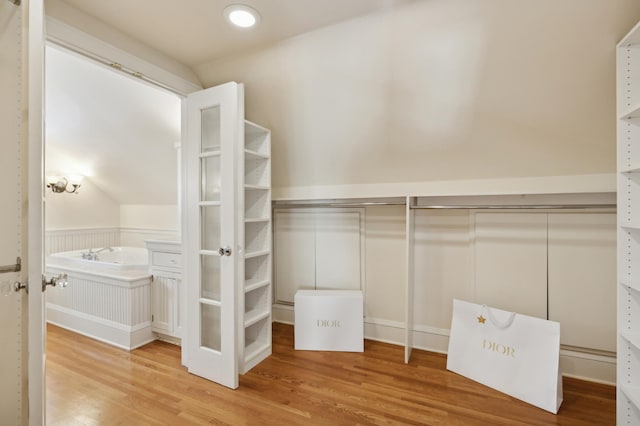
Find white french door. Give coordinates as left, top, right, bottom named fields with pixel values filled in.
left=185, top=82, right=241, bottom=389
left=27, top=0, right=46, bottom=424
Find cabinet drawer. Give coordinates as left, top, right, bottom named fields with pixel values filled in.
left=152, top=251, right=182, bottom=269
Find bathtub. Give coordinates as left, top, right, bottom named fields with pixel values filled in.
left=45, top=246, right=154, bottom=350
left=48, top=246, right=149, bottom=272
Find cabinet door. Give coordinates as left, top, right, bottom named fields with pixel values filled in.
left=548, top=213, right=616, bottom=352
left=474, top=213, right=547, bottom=319
left=151, top=275, right=176, bottom=334
left=185, top=82, right=239, bottom=389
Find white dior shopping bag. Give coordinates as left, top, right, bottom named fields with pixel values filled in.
left=446, top=299, right=563, bottom=413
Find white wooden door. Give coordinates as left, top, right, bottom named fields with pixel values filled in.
left=28, top=0, right=46, bottom=424
left=0, top=0, right=29, bottom=422
left=185, top=82, right=240, bottom=389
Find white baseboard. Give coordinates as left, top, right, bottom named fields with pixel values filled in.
left=272, top=304, right=616, bottom=385
left=47, top=304, right=155, bottom=351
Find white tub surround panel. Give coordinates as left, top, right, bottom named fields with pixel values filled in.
left=45, top=261, right=153, bottom=350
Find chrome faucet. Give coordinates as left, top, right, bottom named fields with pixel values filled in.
left=82, top=247, right=114, bottom=260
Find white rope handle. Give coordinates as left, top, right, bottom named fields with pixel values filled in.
left=482, top=305, right=517, bottom=329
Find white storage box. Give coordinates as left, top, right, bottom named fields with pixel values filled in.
left=294, top=290, right=363, bottom=352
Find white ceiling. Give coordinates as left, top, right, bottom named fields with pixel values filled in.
left=58, top=0, right=414, bottom=68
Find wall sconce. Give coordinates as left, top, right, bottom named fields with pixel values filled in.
left=46, top=175, right=84, bottom=194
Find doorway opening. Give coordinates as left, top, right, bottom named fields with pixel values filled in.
left=44, top=40, right=183, bottom=382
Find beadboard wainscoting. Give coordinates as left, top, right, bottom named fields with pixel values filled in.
left=45, top=227, right=179, bottom=255
left=45, top=228, right=120, bottom=256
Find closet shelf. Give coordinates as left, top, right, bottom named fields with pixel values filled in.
left=244, top=216, right=269, bottom=223
left=245, top=278, right=270, bottom=293
left=244, top=309, right=270, bottom=328
left=244, top=340, right=271, bottom=364
left=620, top=280, right=640, bottom=293
left=621, top=385, right=640, bottom=411
left=621, top=331, right=640, bottom=351
left=245, top=217, right=270, bottom=224
left=199, top=149, right=221, bottom=158
left=244, top=249, right=270, bottom=259
left=621, top=165, right=640, bottom=174
left=244, top=149, right=270, bottom=160
left=620, top=102, right=640, bottom=120
left=621, top=222, right=640, bottom=231
left=245, top=184, right=269, bottom=191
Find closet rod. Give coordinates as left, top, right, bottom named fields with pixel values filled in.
left=411, top=204, right=616, bottom=210
left=273, top=201, right=406, bottom=208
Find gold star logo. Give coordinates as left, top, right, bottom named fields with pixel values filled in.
left=477, top=315, right=486, bottom=324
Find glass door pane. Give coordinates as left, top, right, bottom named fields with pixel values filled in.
left=201, top=155, right=221, bottom=202
left=200, top=105, right=222, bottom=350
left=201, top=303, right=221, bottom=351
left=201, top=105, right=221, bottom=152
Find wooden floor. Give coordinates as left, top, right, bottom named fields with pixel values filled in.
left=46, top=323, right=615, bottom=425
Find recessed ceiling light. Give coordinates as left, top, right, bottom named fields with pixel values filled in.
left=224, top=4, right=260, bottom=29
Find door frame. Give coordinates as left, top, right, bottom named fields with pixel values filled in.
left=29, top=10, right=203, bottom=424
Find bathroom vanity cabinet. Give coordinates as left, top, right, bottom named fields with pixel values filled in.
left=184, top=82, right=272, bottom=389
left=146, top=240, right=182, bottom=341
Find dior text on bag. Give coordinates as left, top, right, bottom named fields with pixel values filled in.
left=446, top=299, right=563, bottom=414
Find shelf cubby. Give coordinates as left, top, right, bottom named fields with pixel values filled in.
left=244, top=316, right=271, bottom=361
left=245, top=188, right=270, bottom=220
left=244, top=121, right=270, bottom=155
left=245, top=221, right=270, bottom=254
left=245, top=158, right=270, bottom=188
left=244, top=255, right=269, bottom=288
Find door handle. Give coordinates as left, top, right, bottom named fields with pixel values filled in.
left=42, top=273, right=69, bottom=292
left=217, top=246, right=232, bottom=256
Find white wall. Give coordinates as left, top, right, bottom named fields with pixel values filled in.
left=45, top=177, right=119, bottom=230
left=195, top=0, right=640, bottom=194
left=119, top=204, right=178, bottom=230
left=119, top=204, right=179, bottom=247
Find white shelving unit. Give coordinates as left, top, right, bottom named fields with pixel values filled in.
left=240, top=120, right=272, bottom=373
left=185, top=82, right=272, bottom=388
left=618, top=20, right=640, bottom=425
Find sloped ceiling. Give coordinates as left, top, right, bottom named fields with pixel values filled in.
left=45, top=0, right=414, bottom=206
left=45, top=45, right=181, bottom=205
